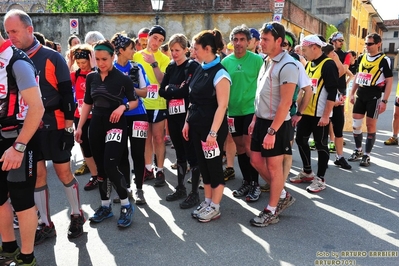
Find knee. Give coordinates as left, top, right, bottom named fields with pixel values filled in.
left=352, top=119, right=362, bottom=134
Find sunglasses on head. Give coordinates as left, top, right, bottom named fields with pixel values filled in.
left=265, top=24, right=279, bottom=36
left=365, top=42, right=375, bottom=46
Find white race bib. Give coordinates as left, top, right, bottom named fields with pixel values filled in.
left=105, top=129, right=122, bottom=143
left=132, top=121, right=148, bottom=138
left=356, top=72, right=373, bottom=86
left=147, top=84, right=159, bottom=99
left=168, top=99, right=185, bottom=115
left=227, top=117, right=236, bottom=133
left=201, top=141, right=221, bottom=159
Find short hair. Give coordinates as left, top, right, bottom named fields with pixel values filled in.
left=347, top=50, right=357, bottom=57
left=366, top=33, right=381, bottom=44
left=193, top=28, right=224, bottom=55
left=68, top=34, right=80, bottom=47
left=259, top=21, right=285, bottom=42
left=84, top=31, right=105, bottom=45
left=45, top=39, right=57, bottom=51
left=4, top=9, right=33, bottom=28
left=229, top=24, right=251, bottom=42
left=168, top=34, right=188, bottom=51
left=34, top=32, right=46, bottom=45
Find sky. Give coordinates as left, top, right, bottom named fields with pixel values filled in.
left=372, top=0, right=398, bottom=20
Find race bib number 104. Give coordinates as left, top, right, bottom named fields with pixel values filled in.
left=132, top=121, right=149, bottom=138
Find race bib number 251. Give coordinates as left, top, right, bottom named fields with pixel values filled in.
left=201, top=141, right=221, bottom=159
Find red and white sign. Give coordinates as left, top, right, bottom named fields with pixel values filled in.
left=273, top=14, right=282, bottom=22
left=70, top=18, right=79, bottom=35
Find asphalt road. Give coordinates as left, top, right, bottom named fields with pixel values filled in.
left=12, top=73, right=399, bottom=266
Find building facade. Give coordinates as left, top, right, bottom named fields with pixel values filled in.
left=0, top=0, right=46, bottom=13
left=382, top=19, right=399, bottom=70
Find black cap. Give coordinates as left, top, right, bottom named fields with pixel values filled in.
left=149, top=25, right=166, bottom=39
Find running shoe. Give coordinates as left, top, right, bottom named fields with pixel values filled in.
left=135, top=189, right=146, bottom=205
left=328, top=141, right=336, bottom=153
left=334, top=157, right=352, bottom=170
left=89, top=205, right=113, bottom=223
left=84, top=176, right=99, bottom=191
left=171, top=162, right=178, bottom=169
left=309, top=139, right=316, bottom=150
left=250, top=209, right=279, bottom=227
left=0, top=246, right=20, bottom=260
left=306, top=177, right=326, bottom=193
left=68, top=214, right=85, bottom=239
left=260, top=183, right=270, bottom=192
left=117, top=204, right=134, bottom=228
left=276, top=192, right=296, bottom=216
left=246, top=182, right=261, bottom=202
left=13, top=212, right=19, bottom=229
left=191, top=201, right=209, bottom=218
left=75, top=161, right=90, bottom=176
left=348, top=149, right=363, bottom=161
left=144, top=168, right=155, bottom=182
left=198, top=177, right=204, bottom=189
left=232, top=181, right=251, bottom=197
left=223, top=167, right=235, bottom=181
left=154, top=171, right=166, bottom=187
left=289, top=171, right=315, bottom=183
left=180, top=191, right=200, bottom=209
left=166, top=187, right=187, bottom=201
left=34, top=222, right=56, bottom=245
left=359, top=155, right=370, bottom=167
left=384, top=136, right=398, bottom=145
left=197, top=206, right=221, bottom=223
left=14, top=253, right=37, bottom=266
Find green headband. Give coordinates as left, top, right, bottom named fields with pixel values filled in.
left=285, top=35, right=293, bottom=47
left=94, top=44, right=114, bottom=54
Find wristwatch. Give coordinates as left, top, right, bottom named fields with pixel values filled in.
left=150, top=62, right=158, bottom=68
left=209, top=130, right=218, bottom=138
left=13, top=142, right=27, bottom=153
left=267, top=127, right=276, bottom=136
left=381, top=99, right=388, bottom=104
left=295, top=111, right=302, bottom=116
left=65, top=127, right=74, bottom=133
left=125, top=103, right=130, bottom=111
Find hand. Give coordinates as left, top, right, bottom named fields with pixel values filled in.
left=291, top=115, right=302, bottom=128
left=317, top=116, right=330, bottom=127
left=0, top=147, right=24, bottom=171
left=109, top=106, right=124, bottom=123
left=262, top=134, right=275, bottom=150
left=349, top=95, right=355, bottom=105
left=182, top=122, right=189, bottom=141
left=378, top=102, right=387, bottom=114
left=248, top=121, right=255, bottom=135
left=143, top=53, right=156, bottom=65
left=62, top=131, right=75, bottom=151
left=89, top=51, right=96, bottom=68
left=74, top=128, right=83, bottom=143
left=206, top=134, right=217, bottom=147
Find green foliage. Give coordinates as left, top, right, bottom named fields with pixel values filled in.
left=47, top=0, right=99, bottom=13
left=326, top=24, right=338, bottom=41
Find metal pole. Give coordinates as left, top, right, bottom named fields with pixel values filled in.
left=155, top=13, right=159, bottom=25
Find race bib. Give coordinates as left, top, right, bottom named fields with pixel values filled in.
left=132, top=121, right=148, bottom=138
left=77, top=99, right=83, bottom=115
left=356, top=72, right=373, bottom=86
left=105, top=128, right=122, bottom=143
left=310, top=78, right=318, bottom=93
left=227, top=117, right=236, bottom=133
left=168, top=99, right=185, bottom=115
left=147, top=84, right=158, bottom=99
left=201, top=141, right=221, bottom=159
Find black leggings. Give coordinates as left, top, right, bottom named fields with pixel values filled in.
left=74, top=117, right=93, bottom=157
left=190, top=118, right=228, bottom=188
left=331, top=105, right=344, bottom=138
left=89, top=113, right=128, bottom=200
left=119, top=114, right=147, bottom=190
left=295, top=115, right=330, bottom=177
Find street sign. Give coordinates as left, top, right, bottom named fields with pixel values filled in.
left=70, top=18, right=79, bottom=35
left=273, top=13, right=282, bottom=22
left=274, top=7, right=284, bottom=13
left=275, top=2, right=285, bottom=7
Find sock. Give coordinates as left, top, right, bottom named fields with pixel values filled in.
left=365, top=133, right=376, bottom=154
left=64, top=178, right=81, bottom=215
left=101, top=200, right=111, bottom=207
left=34, top=185, right=51, bottom=226
left=145, top=164, right=152, bottom=171
left=318, top=176, right=325, bottom=182
left=120, top=198, right=130, bottom=206
left=393, top=134, right=398, bottom=138
left=2, top=241, right=18, bottom=253
left=280, top=189, right=287, bottom=199
left=237, top=153, right=251, bottom=182
left=336, top=154, right=343, bottom=159
left=303, top=167, right=312, bottom=174
left=354, top=133, right=363, bottom=150
left=266, top=205, right=276, bottom=214
left=157, top=168, right=163, bottom=173
left=204, top=198, right=211, bottom=205
left=210, top=202, right=220, bottom=211
left=18, top=252, right=34, bottom=264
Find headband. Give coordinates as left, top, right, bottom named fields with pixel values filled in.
left=285, top=35, right=293, bottom=47
left=113, top=34, right=131, bottom=51
left=74, top=50, right=90, bottom=60
left=138, top=33, right=148, bottom=39
left=94, top=44, right=114, bottom=54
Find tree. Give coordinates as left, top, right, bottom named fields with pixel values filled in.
left=47, top=0, right=98, bottom=13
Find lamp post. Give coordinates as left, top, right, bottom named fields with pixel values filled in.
left=151, top=0, right=164, bottom=25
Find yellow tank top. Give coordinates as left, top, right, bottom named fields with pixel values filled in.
left=356, top=54, right=385, bottom=87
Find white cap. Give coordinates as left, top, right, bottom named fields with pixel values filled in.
left=301, top=35, right=327, bottom=47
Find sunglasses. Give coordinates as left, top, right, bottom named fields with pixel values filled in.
left=336, top=39, right=344, bottom=42
left=365, top=42, right=375, bottom=46
left=282, top=42, right=289, bottom=47
left=265, top=24, right=279, bottom=36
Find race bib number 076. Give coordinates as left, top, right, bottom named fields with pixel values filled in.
left=105, top=129, right=122, bottom=143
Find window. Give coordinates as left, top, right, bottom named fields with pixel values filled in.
left=394, top=31, right=399, bottom=38
left=389, top=43, right=395, bottom=52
